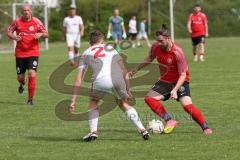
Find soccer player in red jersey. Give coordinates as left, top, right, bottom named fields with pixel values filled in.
left=127, top=25, right=212, bottom=135
left=6, top=4, right=48, bottom=105
left=187, top=4, right=208, bottom=62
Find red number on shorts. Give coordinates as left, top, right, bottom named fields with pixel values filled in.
left=91, top=47, right=106, bottom=59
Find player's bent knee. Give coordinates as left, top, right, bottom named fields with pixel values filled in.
left=179, top=96, right=192, bottom=106
left=17, top=75, right=25, bottom=81
left=28, top=70, right=36, bottom=77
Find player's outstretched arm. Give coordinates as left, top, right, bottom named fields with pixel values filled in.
left=170, top=72, right=186, bottom=100
left=117, top=59, right=132, bottom=98
left=69, top=68, right=85, bottom=112
left=128, top=55, right=154, bottom=78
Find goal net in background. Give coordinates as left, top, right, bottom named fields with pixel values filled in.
left=0, top=3, right=48, bottom=54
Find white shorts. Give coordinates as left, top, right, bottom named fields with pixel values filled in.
left=91, top=77, right=129, bottom=100
left=66, top=33, right=81, bottom=48
left=138, top=32, right=148, bottom=39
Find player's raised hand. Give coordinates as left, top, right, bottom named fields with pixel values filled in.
left=170, top=89, right=178, bottom=100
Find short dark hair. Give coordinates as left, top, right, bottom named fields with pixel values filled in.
left=194, top=4, right=201, bottom=7
left=155, top=24, right=171, bottom=37
left=89, top=30, right=104, bottom=45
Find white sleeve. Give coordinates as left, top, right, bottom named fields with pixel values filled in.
left=128, top=20, right=132, bottom=28
left=79, top=16, right=83, bottom=25
left=63, top=18, right=67, bottom=27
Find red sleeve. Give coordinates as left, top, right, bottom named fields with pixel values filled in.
left=202, top=13, right=208, bottom=25
left=34, top=18, right=47, bottom=33
left=7, top=20, right=17, bottom=33
left=187, top=14, right=192, bottom=24
left=174, top=46, right=188, bottom=75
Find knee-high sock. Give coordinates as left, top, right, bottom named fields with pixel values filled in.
left=28, top=76, right=36, bottom=99
left=88, top=108, right=99, bottom=133
left=68, top=51, right=74, bottom=60
left=125, top=107, right=145, bottom=132
left=144, top=97, right=171, bottom=122
left=183, top=104, right=209, bottom=130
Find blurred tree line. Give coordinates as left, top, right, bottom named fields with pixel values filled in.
left=48, top=0, right=240, bottom=42
left=1, top=0, right=240, bottom=41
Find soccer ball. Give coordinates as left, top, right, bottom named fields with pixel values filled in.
left=147, top=119, right=164, bottom=134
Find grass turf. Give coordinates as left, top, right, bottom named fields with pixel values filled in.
left=0, top=37, right=240, bottom=160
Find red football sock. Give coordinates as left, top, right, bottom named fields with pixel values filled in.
left=183, top=104, right=207, bottom=129
left=28, top=76, right=36, bottom=99
left=144, top=97, right=171, bottom=122
left=199, top=53, right=204, bottom=56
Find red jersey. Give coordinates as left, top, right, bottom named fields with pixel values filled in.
left=188, top=12, right=207, bottom=37
left=150, top=42, right=189, bottom=83
left=7, top=16, right=47, bottom=58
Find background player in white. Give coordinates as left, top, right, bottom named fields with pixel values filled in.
left=128, top=16, right=138, bottom=48
left=63, top=5, right=84, bottom=67
left=69, top=30, right=149, bottom=141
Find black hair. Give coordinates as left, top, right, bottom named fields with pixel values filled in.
left=155, top=24, right=171, bottom=37
left=194, top=4, right=201, bottom=7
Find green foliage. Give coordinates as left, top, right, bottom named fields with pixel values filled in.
left=46, top=0, right=239, bottom=40
left=48, top=28, right=63, bottom=42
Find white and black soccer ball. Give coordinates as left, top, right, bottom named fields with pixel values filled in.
left=147, top=119, right=164, bottom=134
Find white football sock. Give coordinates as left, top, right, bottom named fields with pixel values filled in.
left=125, top=107, right=145, bottom=132
left=200, top=55, right=204, bottom=61
left=88, top=108, right=99, bottom=133
left=68, top=51, right=74, bottom=60
left=194, top=55, right=198, bottom=62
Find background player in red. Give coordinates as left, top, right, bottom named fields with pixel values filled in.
left=187, top=4, right=208, bottom=62
left=6, top=4, right=48, bottom=105
left=127, top=25, right=212, bottom=135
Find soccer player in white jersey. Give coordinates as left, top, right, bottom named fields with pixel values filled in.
left=63, top=5, right=84, bottom=67
left=69, top=30, right=149, bottom=141
left=128, top=16, right=138, bottom=48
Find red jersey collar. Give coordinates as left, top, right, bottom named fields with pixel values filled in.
left=193, top=11, right=202, bottom=15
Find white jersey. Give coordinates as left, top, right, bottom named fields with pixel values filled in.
left=128, top=19, right=137, bottom=34
left=63, top=16, right=83, bottom=34
left=79, top=44, right=123, bottom=91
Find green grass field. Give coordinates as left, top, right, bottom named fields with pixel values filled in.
left=1, top=37, right=240, bottom=160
